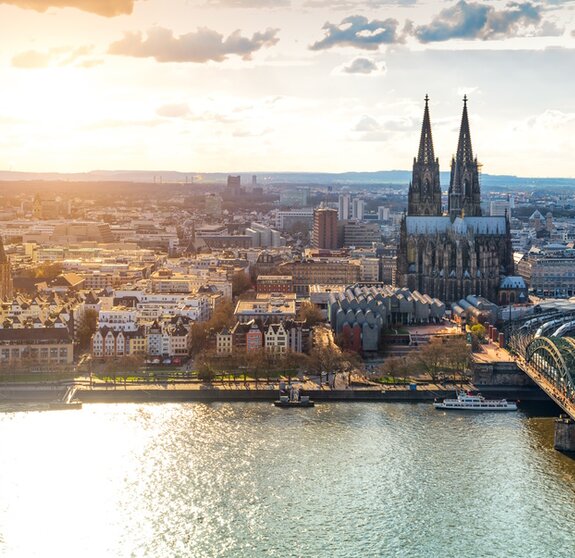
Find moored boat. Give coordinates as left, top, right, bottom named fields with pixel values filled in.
left=434, top=390, right=517, bottom=411
left=274, top=383, right=315, bottom=408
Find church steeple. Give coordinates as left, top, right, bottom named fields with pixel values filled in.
left=417, top=94, right=435, bottom=165
left=408, top=95, right=442, bottom=216
left=456, top=95, right=473, bottom=165
left=448, top=95, right=482, bottom=219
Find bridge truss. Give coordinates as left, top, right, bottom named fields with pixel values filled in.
left=525, top=337, right=575, bottom=408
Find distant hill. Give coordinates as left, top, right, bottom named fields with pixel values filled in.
left=0, top=169, right=573, bottom=191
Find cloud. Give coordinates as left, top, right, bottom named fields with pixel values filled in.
left=354, top=115, right=380, bottom=131
left=352, top=113, right=419, bottom=141
left=0, top=0, right=135, bottom=16
left=304, top=0, right=415, bottom=8
left=525, top=109, right=575, bottom=129
left=156, top=103, right=191, bottom=118
left=109, top=26, right=280, bottom=62
left=340, top=57, right=386, bottom=74
left=11, top=45, right=97, bottom=68
left=414, top=1, right=561, bottom=43
left=205, top=0, right=289, bottom=6
left=310, top=15, right=404, bottom=51
left=11, top=50, right=52, bottom=69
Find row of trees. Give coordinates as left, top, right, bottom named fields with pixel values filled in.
left=377, top=336, right=471, bottom=383
left=195, top=345, right=360, bottom=384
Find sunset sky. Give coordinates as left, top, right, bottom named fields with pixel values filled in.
left=0, top=0, right=574, bottom=176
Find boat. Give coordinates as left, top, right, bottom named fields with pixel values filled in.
left=434, top=390, right=517, bottom=411
left=274, top=384, right=315, bottom=408
left=48, top=385, right=83, bottom=410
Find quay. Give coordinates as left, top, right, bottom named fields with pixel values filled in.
left=74, top=381, right=547, bottom=404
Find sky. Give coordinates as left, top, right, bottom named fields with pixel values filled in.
left=0, top=0, right=574, bottom=177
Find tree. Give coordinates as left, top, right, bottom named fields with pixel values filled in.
left=77, top=309, right=98, bottom=349
left=196, top=350, right=216, bottom=381
left=306, top=345, right=352, bottom=387
left=377, top=357, right=410, bottom=384
left=470, top=324, right=486, bottom=342
left=297, top=302, right=323, bottom=326
left=444, top=336, right=472, bottom=383
left=209, top=300, right=235, bottom=331
left=413, top=338, right=446, bottom=382
left=189, top=300, right=235, bottom=355
left=232, top=272, right=252, bottom=298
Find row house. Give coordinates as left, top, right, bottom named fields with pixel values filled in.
left=91, top=317, right=192, bottom=359
left=216, top=320, right=310, bottom=355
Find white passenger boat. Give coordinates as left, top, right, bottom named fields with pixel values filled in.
left=434, top=390, right=517, bottom=411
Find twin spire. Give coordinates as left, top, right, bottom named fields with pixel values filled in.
left=417, top=94, right=435, bottom=166
left=407, top=94, right=481, bottom=219
left=455, top=95, right=474, bottom=167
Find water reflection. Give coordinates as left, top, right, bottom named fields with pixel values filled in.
left=0, top=403, right=574, bottom=557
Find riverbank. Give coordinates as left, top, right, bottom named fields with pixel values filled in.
left=76, top=383, right=550, bottom=404
left=1, top=381, right=551, bottom=404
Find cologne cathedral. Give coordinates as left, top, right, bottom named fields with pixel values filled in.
left=397, top=96, right=514, bottom=304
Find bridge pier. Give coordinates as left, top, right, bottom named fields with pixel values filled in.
left=554, top=416, right=575, bottom=452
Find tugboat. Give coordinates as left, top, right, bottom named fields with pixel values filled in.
left=434, top=390, right=517, bottom=411
left=274, top=383, right=315, bottom=408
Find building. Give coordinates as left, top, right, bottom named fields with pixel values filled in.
left=377, top=206, right=390, bottom=221
left=0, top=328, right=73, bottom=366
left=280, top=187, right=310, bottom=207
left=312, top=207, right=338, bottom=250
left=256, top=275, right=294, bottom=294
left=338, top=193, right=351, bottom=220
left=276, top=208, right=314, bottom=231
left=351, top=198, right=365, bottom=221
left=227, top=175, right=241, bottom=197
left=234, top=294, right=297, bottom=323
left=245, top=223, right=283, bottom=248
left=490, top=200, right=511, bottom=217
left=279, top=258, right=361, bottom=294
left=342, top=222, right=381, bottom=248
left=328, top=284, right=445, bottom=353
left=397, top=96, right=514, bottom=303
left=0, top=237, right=13, bottom=301
left=518, top=246, right=575, bottom=298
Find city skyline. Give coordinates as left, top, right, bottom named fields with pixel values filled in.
left=0, top=0, right=574, bottom=176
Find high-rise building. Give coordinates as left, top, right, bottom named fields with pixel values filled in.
left=351, top=198, right=365, bottom=221
left=0, top=237, right=13, bottom=301
left=377, top=206, right=390, bottom=221
left=227, top=175, right=241, bottom=197
left=338, top=193, right=351, bottom=220
left=312, top=207, right=338, bottom=250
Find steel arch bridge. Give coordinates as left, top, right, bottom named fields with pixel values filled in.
left=524, top=336, right=575, bottom=416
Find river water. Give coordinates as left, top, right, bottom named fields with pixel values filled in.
left=1, top=402, right=574, bottom=558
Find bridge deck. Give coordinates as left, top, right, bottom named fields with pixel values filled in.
left=515, top=355, right=575, bottom=419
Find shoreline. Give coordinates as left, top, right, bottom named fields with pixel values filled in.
left=1, top=383, right=552, bottom=404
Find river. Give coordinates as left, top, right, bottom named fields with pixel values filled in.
left=1, top=402, right=574, bottom=557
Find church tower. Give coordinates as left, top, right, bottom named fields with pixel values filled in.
left=448, top=95, right=482, bottom=219
left=407, top=95, right=442, bottom=216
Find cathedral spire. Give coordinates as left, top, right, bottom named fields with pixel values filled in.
left=455, top=94, right=474, bottom=166
left=448, top=95, right=482, bottom=219
left=417, top=94, right=435, bottom=165
left=407, top=95, right=442, bottom=216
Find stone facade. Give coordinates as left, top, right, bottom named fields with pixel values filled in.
left=397, top=97, right=514, bottom=304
